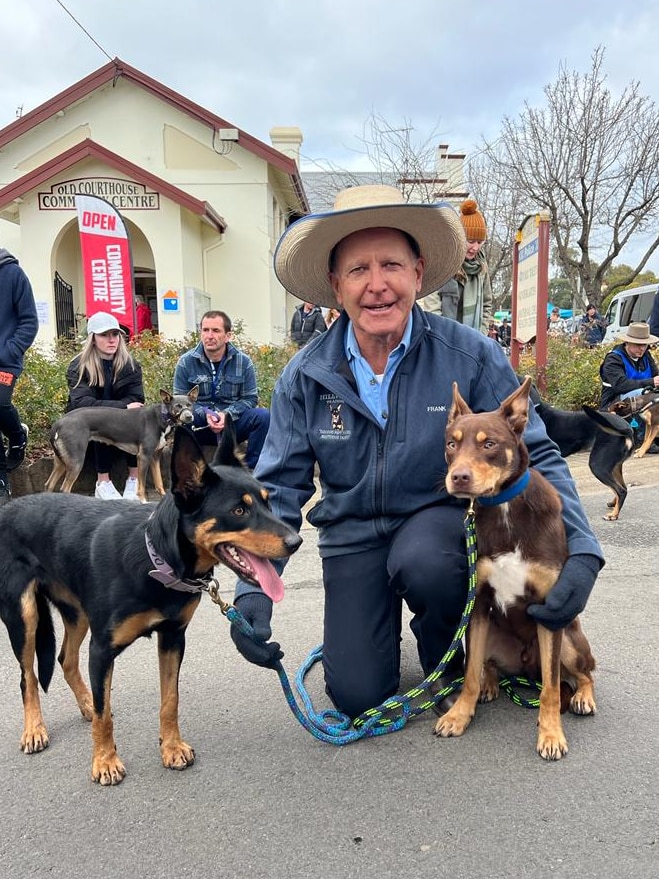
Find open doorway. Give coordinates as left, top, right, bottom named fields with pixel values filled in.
left=134, top=268, right=158, bottom=332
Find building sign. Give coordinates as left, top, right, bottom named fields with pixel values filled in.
left=75, top=194, right=136, bottom=336
left=514, top=216, right=540, bottom=344
left=39, top=177, right=160, bottom=210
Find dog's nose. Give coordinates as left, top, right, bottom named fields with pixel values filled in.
left=285, top=533, right=303, bottom=554
left=450, top=469, right=473, bottom=488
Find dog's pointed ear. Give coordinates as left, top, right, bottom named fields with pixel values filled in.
left=448, top=382, right=472, bottom=423
left=188, top=385, right=199, bottom=403
left=212, top=413, right=244, bottom=468
left=500, top=376, right=532, bottom=437
left=170, top=426, right=212, bottom=502
left=160, top=389, right=173, bottom=403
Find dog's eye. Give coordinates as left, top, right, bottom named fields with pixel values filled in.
left=483, top=440, right=496, bottom=449
left=446, top=440, right=456, bottom=450
left=233, top=505, right=247, bottom=517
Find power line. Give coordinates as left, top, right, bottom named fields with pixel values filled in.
left=54, top=0, right=114, bottom=63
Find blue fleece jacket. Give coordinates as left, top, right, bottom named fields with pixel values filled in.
left=252, top=306, right=603, bottom=563
left=0, top=249, right=38, bottom=375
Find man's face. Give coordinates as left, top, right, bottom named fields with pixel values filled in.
left=329, top=227, right=424, bottom=344
left=625, top=342, right=648, bottom=361
left=200, top=317, right=231, bottom=359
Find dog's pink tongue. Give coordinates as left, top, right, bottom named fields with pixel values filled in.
left=242, top=550, right=285, bottom=603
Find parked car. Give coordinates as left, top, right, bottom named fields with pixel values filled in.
left=603, top=284, right=658, bottom=343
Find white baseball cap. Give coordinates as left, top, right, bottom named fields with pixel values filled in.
left=86, top=312, right=123, bottom=335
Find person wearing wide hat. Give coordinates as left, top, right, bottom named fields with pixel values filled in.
left=599, top=321, right=659, bottom=411
left=229, top=184, right=603, bottom=722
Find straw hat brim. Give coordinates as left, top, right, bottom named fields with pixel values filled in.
left=618, top=329, right=659, bottom=345
left=274, top=202, right=467, bottom=310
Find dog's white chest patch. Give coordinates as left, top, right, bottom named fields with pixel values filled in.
left=486, top=547, right=530, bottom=612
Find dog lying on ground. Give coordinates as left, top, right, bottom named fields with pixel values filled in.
left=609, top=391, right=659, bottom=459
left=44, top=388, right=199, bottom=502
left=434, top=378, right=596, bottom=760
left=528, top=384, right=635, bottom=521
left=0, top=423, right=301, bottom=785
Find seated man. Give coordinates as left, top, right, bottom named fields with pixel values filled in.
left=173, top=310, right=270, bottom=469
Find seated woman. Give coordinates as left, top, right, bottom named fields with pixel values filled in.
left=66, top=311, right=145, bottom=499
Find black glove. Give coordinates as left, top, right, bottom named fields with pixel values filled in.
left=527, top=554, right=601, bottom=631
left=230, top=592, right=283, bottom=668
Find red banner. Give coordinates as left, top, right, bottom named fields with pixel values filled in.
left=75, top=194, right=135, bottom=336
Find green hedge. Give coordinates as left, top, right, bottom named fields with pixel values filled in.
left=15, top=329, right=297, bottom=453
left=15, top=330, right=610, bottom=455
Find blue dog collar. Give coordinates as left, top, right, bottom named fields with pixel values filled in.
left=477, top=470, right=531, bottom=506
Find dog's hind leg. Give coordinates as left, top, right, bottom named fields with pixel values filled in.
left=44, top=456, right=66, bottom=492
left=7, top=585, right=54, bottom=753
left=560, top=620, right=596, bottom=716
left=634, top=418, right=659, bottom=458
left=157, top=629, right=196, bottom=771
left=536, top=626, right=568, bottom=760
left=58, top=614, right=93, bottom=721
left=589, top=438, right=630, bottom=521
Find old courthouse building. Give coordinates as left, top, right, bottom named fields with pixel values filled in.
left=0, top=58, right=309, bottom=345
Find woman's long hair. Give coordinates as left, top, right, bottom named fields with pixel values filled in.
left=73, top=332, right=136, bottom=387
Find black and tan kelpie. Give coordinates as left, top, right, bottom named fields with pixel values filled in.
left=434, top=378, right=596, bottom=760
left=0, top=424, right=301, bottom=785
left=45, top=388, right=200, bottom=502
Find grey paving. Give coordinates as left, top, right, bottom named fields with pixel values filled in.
left=1, top=474, right=658, bottom=879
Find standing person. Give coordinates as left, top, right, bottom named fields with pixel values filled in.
left=455, top=199, right=493, bottom=333
left=0, top=248, right=38, bottom=505
left=599, top=322, right=659, bottom=411
left=579, top=303, right=607, bottom=347
left=487, top=320, right=499, bottom=341
left=290, top=301, right=327, bottom=348
left=228, top=184, right=604, bottom=721
left=135, top=294, right=153, bottom=334
left=649, top=291, right=659, bottom=338
left=497, top=317, right=512, bottom=349
left=173, top=310, right=270, bottom=469
left=66, top=312, right=145, bottom=500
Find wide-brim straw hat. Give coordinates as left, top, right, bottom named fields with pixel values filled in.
left=617, top=322, right=659, bottom=345
left=274, top=185, right=467, bottom=309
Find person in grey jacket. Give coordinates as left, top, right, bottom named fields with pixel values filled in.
left=0, top=248, right=38, bottom=504
left=230, top=185, right=604, bottom=721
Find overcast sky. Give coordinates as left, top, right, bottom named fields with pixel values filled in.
left=4, top=0, right=659, bottom=268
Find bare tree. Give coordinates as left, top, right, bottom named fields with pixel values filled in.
left=481, top=47, right=659, bottom=307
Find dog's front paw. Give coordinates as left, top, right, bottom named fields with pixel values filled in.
left=161, top=739, right=195, bottom=771
left=92, top=752, right=127, bottom=785
left=21, top=722, right=49, bottom=754
left=536, top=730, right=568, bottom=761
left=433, top=705, right=473, bottom=738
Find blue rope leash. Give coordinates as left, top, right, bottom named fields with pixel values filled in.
left=208, top=505, right=540, bottom=743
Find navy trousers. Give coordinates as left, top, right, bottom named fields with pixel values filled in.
left=321, top=504, right=468, bottom=718
left=194, top=407, right=270, bottom=469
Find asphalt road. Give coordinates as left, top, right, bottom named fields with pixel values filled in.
left=1, top=455, right=658, bottom=879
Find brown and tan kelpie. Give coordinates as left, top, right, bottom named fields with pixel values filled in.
left=434, top=377, right=596, bottom=760
left=0, top=423, right=301, bottom=785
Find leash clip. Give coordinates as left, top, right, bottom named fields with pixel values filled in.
left=205, top=578, right=232, bottom=614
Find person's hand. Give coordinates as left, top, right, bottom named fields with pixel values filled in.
left=230, top=593, right=283, bottom=668
left=127, top=401, right=144, bottom=409
left=206, top=410, right=225, bottom=433
left=527, top=554, right=601, bottom=631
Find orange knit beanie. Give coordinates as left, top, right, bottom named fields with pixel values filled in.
left=460, top=199, right=487, bottom=241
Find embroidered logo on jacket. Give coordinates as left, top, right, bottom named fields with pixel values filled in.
left=318, top=394, right=351, bottom=441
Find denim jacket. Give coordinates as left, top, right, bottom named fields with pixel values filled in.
left=173, top=340, right=258, bottom=425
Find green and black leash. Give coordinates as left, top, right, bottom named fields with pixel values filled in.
left=208, top=502, right=539, bottom=745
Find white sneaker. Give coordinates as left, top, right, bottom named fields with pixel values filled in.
left=95, top=480, right=122, bottom=500
left=122, top=477, right=140, bottom=501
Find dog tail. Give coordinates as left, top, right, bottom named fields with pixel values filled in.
left=582, top=406, right=634, bottom=441
left=35, top=591, right=56, bottom=692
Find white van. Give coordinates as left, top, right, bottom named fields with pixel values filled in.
left=603, top=284, right=658, bottom=343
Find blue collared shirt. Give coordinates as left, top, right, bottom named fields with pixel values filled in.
left=344, top=315, right=413, bottom=427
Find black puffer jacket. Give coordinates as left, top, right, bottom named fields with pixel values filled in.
left=65, top=355, right=144, bottom=411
